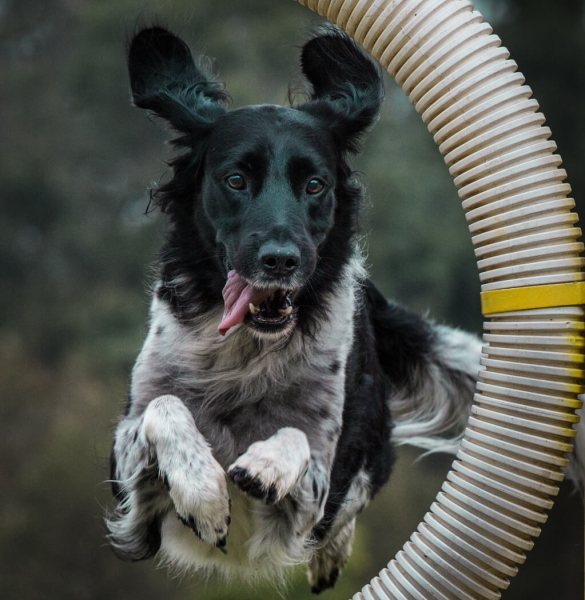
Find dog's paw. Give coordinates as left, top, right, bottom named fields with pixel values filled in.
left=228, top=427, right=310, bottom=504
left=308, top=550, right=343, bottom=594
left=167, top=458, right=231, bottom=547
left=308, top=519, right=355, bottom=594
left=228, top=466, right=280, bottom=504
left=309, top=568, right=339, bottom=595
left=176, top=511, right=231, bottom=549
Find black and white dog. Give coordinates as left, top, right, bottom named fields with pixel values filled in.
left=107, top=26, right=484, bottom=593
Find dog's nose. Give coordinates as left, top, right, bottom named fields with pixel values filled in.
left=259, top=242, right=300, bottom=276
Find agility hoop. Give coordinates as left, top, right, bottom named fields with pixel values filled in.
left=294, top=1, right=584, bottom=598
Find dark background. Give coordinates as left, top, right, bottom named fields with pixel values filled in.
left=0, top=0, right=582, bottom=598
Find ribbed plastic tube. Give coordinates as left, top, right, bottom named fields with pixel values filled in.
left=296, top=0, right=584, bottom=598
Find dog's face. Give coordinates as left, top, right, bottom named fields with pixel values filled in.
left=202, top=106, right=339, bottom=335
left=127, top=26, right=383, bottom=337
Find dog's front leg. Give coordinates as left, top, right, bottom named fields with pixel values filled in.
left=109, top=395, right=231, bottom=556
left=228, top=427, right=311, bottom=503
left=228, top=427, right=330, bottom=531
left=142, top=395, right=231, bottom=546
left=227, top=427, right=331, bottom=568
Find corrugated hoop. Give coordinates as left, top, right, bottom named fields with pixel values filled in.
left=295, top=1, right=584, bottom=598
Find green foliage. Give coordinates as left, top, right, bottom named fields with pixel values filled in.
left=0, top=0, right=582, bottom=598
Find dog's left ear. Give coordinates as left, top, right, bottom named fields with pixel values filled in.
left=299, top=29, right=384, bottom=153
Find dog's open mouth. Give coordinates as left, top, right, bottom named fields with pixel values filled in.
left=218, top=270, right=296, bottom=336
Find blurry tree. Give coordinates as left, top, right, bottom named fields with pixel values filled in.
left=496, top=0, right=585, bottom=217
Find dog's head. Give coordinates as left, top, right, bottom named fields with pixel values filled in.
left=128, top=26, right=383, bottom=337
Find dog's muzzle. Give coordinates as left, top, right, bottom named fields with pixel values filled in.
left=218, top=270, right=297, bottom=336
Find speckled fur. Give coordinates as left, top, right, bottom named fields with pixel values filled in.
left=108, top=260, right=360, bottom=581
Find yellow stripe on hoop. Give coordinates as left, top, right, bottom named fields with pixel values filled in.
left=481, top=281, right=585, bottom=315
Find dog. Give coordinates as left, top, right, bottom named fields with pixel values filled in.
left=106, top=25, right=495, bottom=593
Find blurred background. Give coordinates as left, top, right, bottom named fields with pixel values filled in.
left=0, top=0, right=583, bottom=598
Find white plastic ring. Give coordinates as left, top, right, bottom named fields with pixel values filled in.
left=295, top=1, right=583, bottom=598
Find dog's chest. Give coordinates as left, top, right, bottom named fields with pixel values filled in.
left=131, top=289, right=356, bottom=464
left=188, top=350, right=345, bottom=467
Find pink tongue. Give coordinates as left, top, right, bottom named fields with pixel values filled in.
left=218, top=271, right=257, bottom=336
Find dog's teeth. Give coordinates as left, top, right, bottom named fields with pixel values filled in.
left=249, top=303, right=260, bottom=315
left=279, top=306, right=293, bottom=317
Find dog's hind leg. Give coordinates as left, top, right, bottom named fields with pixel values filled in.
left=108, top=395, right=231, bottom=558
left=308, top=518, right=356, bottom=594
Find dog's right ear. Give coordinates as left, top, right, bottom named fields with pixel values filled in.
left=127, top=27, right=228, bottom=135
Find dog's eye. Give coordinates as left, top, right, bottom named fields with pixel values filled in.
left=306, top=178, right=324, bottom=195
left=227, top=174, right=246, bottom=190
